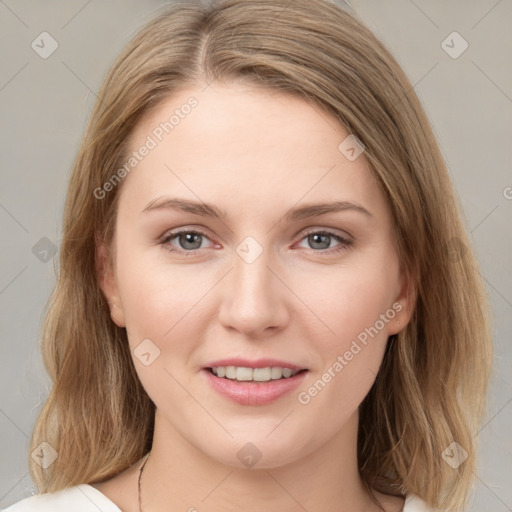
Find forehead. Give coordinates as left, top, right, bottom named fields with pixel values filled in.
left=119, top=81, right=388, bottom=223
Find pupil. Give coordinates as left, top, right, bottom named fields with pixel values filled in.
left=310, top=233, right=329, bottom=250
left=180, top=233, right=201, bottom=250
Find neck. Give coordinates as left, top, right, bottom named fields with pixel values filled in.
left=140, top=408, right=381, bottom=512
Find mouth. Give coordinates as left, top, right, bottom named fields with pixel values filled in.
left=201, top=362, right=309, bottom=405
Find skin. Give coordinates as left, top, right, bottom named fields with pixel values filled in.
left=94, top=81, right=415, bottom=512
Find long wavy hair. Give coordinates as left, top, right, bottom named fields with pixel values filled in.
left=29, top=0, right=493, bottom=510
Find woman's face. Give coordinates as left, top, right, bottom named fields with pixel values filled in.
left=99, top=81, right=413, bottom=469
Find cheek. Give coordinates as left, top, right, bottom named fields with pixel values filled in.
left=116, top=240, right=188, bottom=318
left=117, top=267, right=174, bottom=338
left=300, top=258, right=398, bottom=346
left=294, top=259, right=398, bottom=408
left=115, top=251, right=214, bottom=358
left=114, top=259, right=207, bottom=403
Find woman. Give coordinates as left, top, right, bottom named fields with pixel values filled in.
left=3, top=0, right=492, bottom=510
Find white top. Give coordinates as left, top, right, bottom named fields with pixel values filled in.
left=2, top=484, right=435, bottom=511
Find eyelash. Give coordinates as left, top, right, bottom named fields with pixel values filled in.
left=159, top=228, right=353, bottom=256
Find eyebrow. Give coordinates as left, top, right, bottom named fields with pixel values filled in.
left=141, top=197, right=373, bottom=220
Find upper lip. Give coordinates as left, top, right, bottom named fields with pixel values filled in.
left=203, top=358, right=307, bottom=371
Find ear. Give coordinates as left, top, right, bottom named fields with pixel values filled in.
left=387, top=268, right=417, bottom=336
left=95, top=234, right=126, bottom=328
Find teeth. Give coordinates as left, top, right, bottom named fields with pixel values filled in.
left=271, top=367, right=283, bottom=379
left=211, top=366, right=301, bottom=382
left=236, top=367, right=253, bottom=381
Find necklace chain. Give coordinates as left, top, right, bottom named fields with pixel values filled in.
left=138, top=452, right=150, bottom=512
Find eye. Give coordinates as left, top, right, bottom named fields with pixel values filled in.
left=296, top=230, right=352, bottom=254
left=160, top=229, right=213, bottom=254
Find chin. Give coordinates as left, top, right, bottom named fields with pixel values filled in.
left=196, top=430, right=316, bottom=471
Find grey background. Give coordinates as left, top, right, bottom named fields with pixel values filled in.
left=0, top=0, right=511, bottom=510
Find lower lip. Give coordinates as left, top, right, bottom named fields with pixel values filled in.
left=202, top=369, right=308, bottom=405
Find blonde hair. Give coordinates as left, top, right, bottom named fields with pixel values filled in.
left=30, top=0, right=493, bottom=510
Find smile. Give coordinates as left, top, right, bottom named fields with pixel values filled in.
left=202, top=367, right=309, bottom=405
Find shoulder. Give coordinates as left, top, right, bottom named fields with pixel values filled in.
left=403, top=493, right=440, bottom=512
left=1, top=484, right=122, bottom=512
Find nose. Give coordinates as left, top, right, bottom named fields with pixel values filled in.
left=217, top=240, right=290, bottom=337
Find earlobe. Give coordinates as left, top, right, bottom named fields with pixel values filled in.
left=389, top=272, right=417, bottom=336
left=95, top=236, right=126, bottom=328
